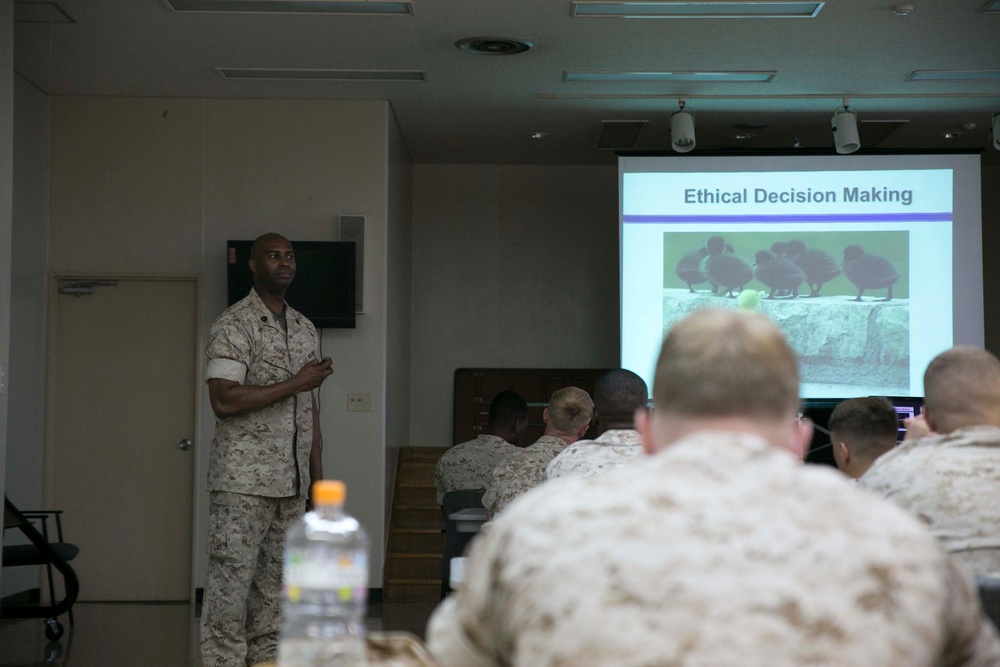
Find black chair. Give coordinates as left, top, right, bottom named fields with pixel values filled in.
left=2, top=496, right=80, bottom=640
left=440, top=490, right=485, bottom=598
left=977, top=576, right=1000, bottom=631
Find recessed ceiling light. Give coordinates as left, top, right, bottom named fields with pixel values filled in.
left=565, top=71, right=775, bottom=83
left=455, top=37, right=534, bottom=55
left=944, top=132, right=965, bottom=139
left=907, top=70, right=1000, bottom=82
left=216, top=68, right=426, bottom=81
left=598, top=120, right=648, bottom=149
left=14, top=1, right=74, bottom=23
left=734, top=133, right=755, bottom=140
left=164, top=0, right=413, bottom=15
left=530, top=132, right=551, bottom=139
left=571, top=1, right=824, bottom=19
left=891, top=3, right=914, bottom=15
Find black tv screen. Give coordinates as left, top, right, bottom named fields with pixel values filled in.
left=227, top=240, right=356, bottom=329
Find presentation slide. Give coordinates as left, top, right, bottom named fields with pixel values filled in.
left=621, top=154, right=983, bottom=400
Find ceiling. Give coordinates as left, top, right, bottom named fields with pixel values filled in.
left=11, top=1, right=1000, bottom=165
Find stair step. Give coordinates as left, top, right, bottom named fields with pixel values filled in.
left=396, top=504, right=441, bottom=511
left=386, top=578, right=441, bottom=585
left=393, top=528, right=443, bottom=534
left=390, top=552, right=442, bottom=559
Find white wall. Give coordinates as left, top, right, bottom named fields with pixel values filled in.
left=0, top=0, right=13, bottom=593
left=384, top=108, right=412, bottom=536
left=41, top=96, right=397, bottom=589
left=409, top=164, right=620, bottom=447
left=1, top=74, right=50, bottom=598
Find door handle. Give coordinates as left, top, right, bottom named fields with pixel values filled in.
left=179, top=438, right=193, bottom=451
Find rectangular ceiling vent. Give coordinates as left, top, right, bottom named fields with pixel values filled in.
left=980, top=0, right=1000, bottom=14
left=906, top=70, right=1000, bottom=82
left=858, top=119, right=910, bottom=147
left=572, top=2, right=824, bottom=19
left=598, top=120, right=648, bottom=150
left=216, top=68, right=426, bottom=81
left=14, top=1, right=75, bottom=23
left=566, top=70, right=776, bottom=83
left=164, top=1, right=413, bottom=15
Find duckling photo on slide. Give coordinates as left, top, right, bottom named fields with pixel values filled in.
left=661, top=230, right=910, bottom=395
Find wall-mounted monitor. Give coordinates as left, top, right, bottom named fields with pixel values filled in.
left=620, top=153, right=983, bottom=399
left=227, top=240, right=356, bottom=329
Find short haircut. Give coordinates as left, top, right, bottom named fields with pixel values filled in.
left=654, top=308, right=799, bottom=422
left=924, top=346, right=1000, bottom=433
left=593, top=370, right=648, bottom=422
left=828, top=397, right=898, bottom=461
left=546, top=387, right=594, bottom=432
left=488, top=391, right=529, bottom=429
left=250, top=232, right=290, bottom=261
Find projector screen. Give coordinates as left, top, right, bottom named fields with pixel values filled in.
left=620, top=154, right=983, bottom=399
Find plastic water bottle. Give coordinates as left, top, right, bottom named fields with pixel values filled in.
left=278, top=480, right=369, bottom=666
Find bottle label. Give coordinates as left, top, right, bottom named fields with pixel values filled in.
left=284, top=550, right=368, bottom=603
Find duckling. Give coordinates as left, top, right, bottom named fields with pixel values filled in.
left=786, top=239, right=841, bottom=297
left=700, top=236, right=753, bottom=297
left=675, top=246, right=709, bottom=292
left=754, top=250, right=805, bottom=299
left=769, top=242, right=791, bottom=294
left=842, top=245, right=899, bottom=302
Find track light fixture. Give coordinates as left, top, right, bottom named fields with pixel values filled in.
left=670, top=100, right=696, bottom=153
left=831, top=99, right=860, bottom=154
left=993, top=112, right=1000, bottom=151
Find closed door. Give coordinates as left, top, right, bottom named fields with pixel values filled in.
left=49, top=277, right=197, bottom=600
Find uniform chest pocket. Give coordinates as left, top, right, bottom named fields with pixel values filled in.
left=247, top=329, right=293, bottom=385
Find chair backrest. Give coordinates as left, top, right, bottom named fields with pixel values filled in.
left=441, top=491, right=485, bottom=519
left=977, top=576, right=1000, bottom=631
left=440, top=491, right=485, bottom=597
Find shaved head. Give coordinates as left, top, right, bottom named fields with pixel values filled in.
left=249, top=233, right=296, bottom=298
left=654, top=308, right=799, bottom=423
left=251, top=233, right=290, bottom=262
left=923, top=346, right=1000, bottom=433
left=593, top=370, right=648, bottom=426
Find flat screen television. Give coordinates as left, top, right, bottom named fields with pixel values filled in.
left=227, top=240, right=356, bottom=329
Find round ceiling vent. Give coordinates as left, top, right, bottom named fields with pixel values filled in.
left=455, top=37, right=534, bottom=55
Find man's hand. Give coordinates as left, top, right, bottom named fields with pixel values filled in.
left=903, top=412, right=933, bottom=441
left=295, top=357, right=333, bottom=392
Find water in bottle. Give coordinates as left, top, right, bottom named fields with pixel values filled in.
left=278, top=480, right=369, bottom=666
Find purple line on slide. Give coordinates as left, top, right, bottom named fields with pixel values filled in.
left=623, top=213, right=952, bottom=223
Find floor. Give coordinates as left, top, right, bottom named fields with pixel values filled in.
left=0, top=600, right=439, bottom=666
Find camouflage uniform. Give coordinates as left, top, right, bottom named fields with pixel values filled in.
left=482, top=435, right=567, bottom=517
left=201, top=289, right=319, bottom=667
left=544, top=429, right=643, bottom=480
left=428, top=431, right=1000, bottom=667
left=859, top=425, right=1000, bottom=577
left=435, top=434, right=518, bottom=504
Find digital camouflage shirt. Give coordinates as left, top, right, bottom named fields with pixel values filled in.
left=859, top=425, right=1000, bottom=578
left=482, top=435, right=567, bottom=517
left=544, top=429, right=643, bottom=480
left=428, top=431, right=1000, bottom=667
left=435, top=434, right=518, bottom=504
left=205, top=289, right=319, bottom=497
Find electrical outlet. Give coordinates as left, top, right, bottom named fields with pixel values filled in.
left=347, top=392, right=372, bottom=412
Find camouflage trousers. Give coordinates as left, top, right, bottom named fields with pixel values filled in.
left=200, top=491, right=303, bottom=667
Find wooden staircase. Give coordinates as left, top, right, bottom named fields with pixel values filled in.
left=383, top=447, right=449, bottom=602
